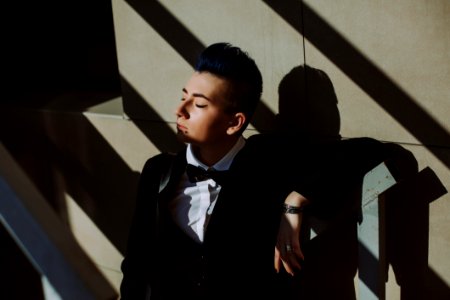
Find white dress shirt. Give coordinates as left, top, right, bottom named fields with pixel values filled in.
left=168, top=137, right=246, bottom=243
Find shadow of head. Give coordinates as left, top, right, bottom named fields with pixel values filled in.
left=276, top=65, right=341, bottom=141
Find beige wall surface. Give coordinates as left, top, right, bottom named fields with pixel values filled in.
left=1, top=0, right=448, bottom=299
left=111, top=0, right=449, bottom=298
left=112, top=0, right=306, bottom=132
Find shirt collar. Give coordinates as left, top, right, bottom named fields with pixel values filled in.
left=186, top=136, right=246, bottom=171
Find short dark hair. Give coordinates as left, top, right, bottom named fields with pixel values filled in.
left=195, top=42, right=263, bottom=130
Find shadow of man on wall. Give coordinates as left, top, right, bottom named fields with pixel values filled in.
left=275, top=64, right=341, bottom=142
left=274, top=65, right=447, bottom=300
left=275, top=65, right=358, bottom=300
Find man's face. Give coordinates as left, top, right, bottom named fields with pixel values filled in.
left=175, top=71, right=235, bottom=146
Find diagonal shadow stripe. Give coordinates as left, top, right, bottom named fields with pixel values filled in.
left=125, top=0, right=204, bottom=66
left=427, top=267, right=450, bottom=299
left=124, top=0, right=276, bottom=133
left=120, top=76, right=185, bottom=153
left=263, top=0, right=450, bottom=168
left=358, top=240, right=385, bottom=297
left=42, top=118, right=141, bottom=254
left=0, top=108, right=142, bottom=254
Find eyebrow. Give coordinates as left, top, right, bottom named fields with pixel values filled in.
left=182, top=88, right=211, bottom=101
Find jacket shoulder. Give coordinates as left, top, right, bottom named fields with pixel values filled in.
left=141, top=152, right=177, bottom=172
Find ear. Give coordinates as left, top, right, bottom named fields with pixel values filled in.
left=226, top=112, right=246, bottom=135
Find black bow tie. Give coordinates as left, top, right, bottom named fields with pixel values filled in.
left=186, top=164, right=229, bottom=184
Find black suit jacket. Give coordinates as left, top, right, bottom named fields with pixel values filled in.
left=120, top=134, right=400, bottom=299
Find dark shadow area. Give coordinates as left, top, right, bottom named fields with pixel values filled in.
left=1, top=112, right=71, bottom=297
left=274, top=64, right=448, bottom=299
left=1, top=0, right=126, bottom=286
left=252, top=99, right=278, bottom=133
left=4, top=1, right=121, bottom=109
left=2, top=0, right=132, bottom=262
left=275, top=65, right=341, bottom=141
left=385, top=166, right=448, bottom=300
left=273, top=64, right=356, bottom=300
left=0, top=224, right=45, bottom=300
left=427, top=268, right=450, bottom=300
left=263, top=0, right=450, bottom=168
left=293, top=214, right=359, bottom=300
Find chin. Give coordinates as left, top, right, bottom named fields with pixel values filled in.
left=176, top=131, right=191, bottom=143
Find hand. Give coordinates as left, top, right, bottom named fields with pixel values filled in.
left=274, top=213, right=304, bottom=275
left=274, top=191, right=309, bottom=276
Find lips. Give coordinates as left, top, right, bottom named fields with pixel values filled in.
left=177, top=123, right=187, bottom=131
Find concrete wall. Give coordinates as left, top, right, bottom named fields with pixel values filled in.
left=1, top=1, right=448, bottom=299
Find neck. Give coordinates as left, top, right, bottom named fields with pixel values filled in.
left=192, top=136, right=240, bottom=167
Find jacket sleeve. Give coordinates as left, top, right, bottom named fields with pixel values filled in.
left=120, top=154, right=171, bottom=299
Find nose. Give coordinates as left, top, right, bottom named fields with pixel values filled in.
left=175, top=99, right=189, bottom=118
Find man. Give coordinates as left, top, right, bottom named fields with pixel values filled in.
left=120, top=42, right=313, bottom=299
